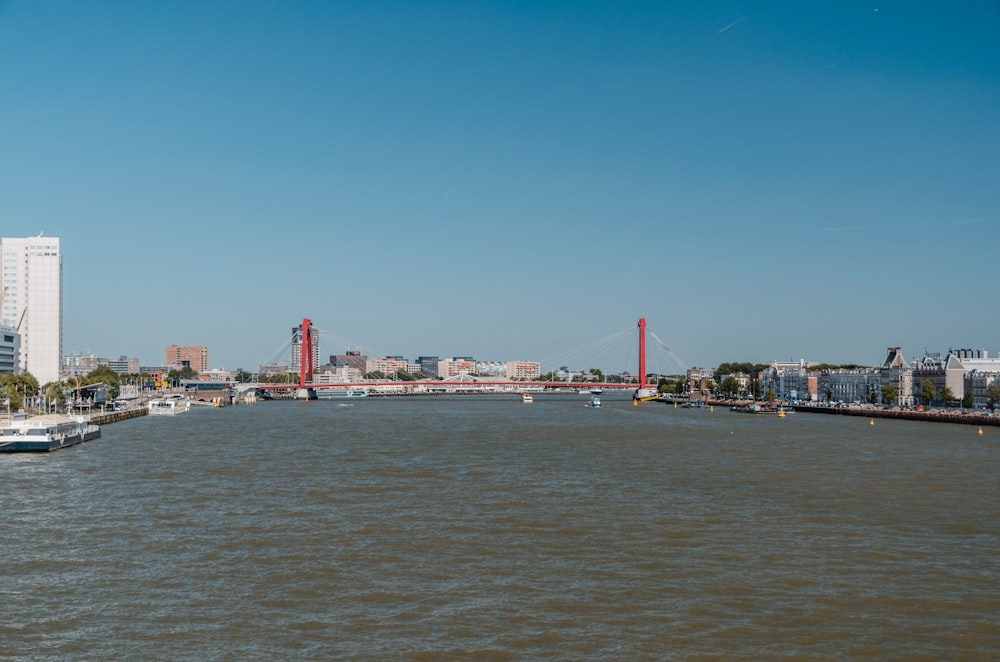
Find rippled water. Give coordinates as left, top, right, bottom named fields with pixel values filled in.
left=2, top=395, right=998, bottom=659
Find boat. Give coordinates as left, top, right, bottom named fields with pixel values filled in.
left=632, top=388, right=658, bottom=403
left=729, top=403, right=794, bottom=415
left=589, top=388, right=604, bottom=395
left=0, top=414, right=101, bottom=453
left=521, top=392, right=534, bottom=403
left=316, top=388, right=369, bottom=400
left=147, top=395, right=192, bottom=415
left=587, top=395, right=602, bottom=407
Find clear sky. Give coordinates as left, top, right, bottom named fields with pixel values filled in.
left=2, top=1, right=998, bottom=374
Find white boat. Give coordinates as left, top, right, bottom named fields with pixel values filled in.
left=521, top=392, right=534, bottom=403
left=147, top=395, right=192, bottom=415
left=316, top=388, right=369, bottom=400
left=0, top=414, right=101, bottom=453
left=633, top=387, right=658, bottom=402
left=587, top=395, right=602, bottom=407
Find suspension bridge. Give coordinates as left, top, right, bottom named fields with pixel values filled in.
left=247, top=317, right=684, bottom=402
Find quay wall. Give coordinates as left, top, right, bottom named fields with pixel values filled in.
left=92, top=407, right=148, bottom=425
left=687, top=397, right=998, bottom=427
left=789, top=404, right=999, bottom=427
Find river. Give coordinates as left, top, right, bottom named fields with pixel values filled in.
left=2, top=394, right=998, bottom=659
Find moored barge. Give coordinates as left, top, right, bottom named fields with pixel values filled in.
left=0, top=414, right=102, bottom=453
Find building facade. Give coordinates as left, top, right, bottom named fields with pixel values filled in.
left=438, top=358, right=476, bottom=379
left=366, top=356, right=409, bottom=376
left=1, top=236, right=62, bottom=384
left=817, top=368, right=881, bottom=404
left=879, top=347, right=914, bottom=407
left=165, top=345, right=209, bottom=373
left=0, top=324, right=20, bottom=375
left=760, top=360, right=811, bottom=401
left=505, top=360, right=541, bottom=381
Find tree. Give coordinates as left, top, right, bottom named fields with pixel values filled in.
left=43, top=381, right=66, bottom=411
left=236, top=369, right=253, bottom=383
left=82, top=365, right=121, bottom=399
left=589, top=368, right=604, bottom=381
left=720, top=376, right=740, bottom=398
left=765, top=388, right=776, bottom=404
left=939, top=386, right=955, bottom=405
left=167, top=366, right=198, bottom=385
left=881, top=384, right=898, bottom=405
left=962, top=391, right=974, bottom=409
left=919, top=380, right=936, bottom=407
left=0, top=372, right=40, bottom=411
left=987, top=384, right=1000, bottom=410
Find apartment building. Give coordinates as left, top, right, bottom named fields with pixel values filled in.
left=166, top=345, right=209, bottom=373
left=1, top=236, right=62, bottom=384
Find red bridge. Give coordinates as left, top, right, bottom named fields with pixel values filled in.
left=256, top=317, right=663, bottom=401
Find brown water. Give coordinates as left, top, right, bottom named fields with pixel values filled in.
left=2, top=395, right=998, bottom=659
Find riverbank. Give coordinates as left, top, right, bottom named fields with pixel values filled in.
left=680, top=397, right=999, bottom=427
left=790, top=403, right=999, bottom=426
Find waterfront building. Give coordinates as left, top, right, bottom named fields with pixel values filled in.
left=62, top=351, right=99, bottom=378
left=166, top=345, right=209, bottom=373
left=911, top=353, right=947, bottom=404
left=367, top=356, right=409, bottom=376
left=966, top=370, right=1000, bottom=409
left=1, top=236, right=62, bottom=385
left=313, top=363, right=357, bottom=383
left=439, top=358, right=476, bottom=379
left=879, top=347, right=914, bottom=407
left=415, top=356, right=440, bottom=377
left=475, top=361, right=507, bottom=377
left=505, top=360, right=541, bottom=381
left=63, top=353, right=141, bottom=378
left=101, top=355, right=141, bottom=375
left=686, top=367, right=714, bottom=396
left=760, top=360, right=812, bottom=401
left=0, top=325, right=20, bottom=375
left=258, top=362, right=291, bottom=378
left=817, top=368, right=881, bottom=404
left=199, top=368, right=237, bottom=382
left=909, top=350, right=1000, bottom=404
left=331, top=351, right=367, bottom=375
left=941, top=351, right=1000, bottom=403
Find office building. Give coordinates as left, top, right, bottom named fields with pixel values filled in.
left=0, top=325, right=20, bottom=375
left=1, top=236, right=62, bottom=385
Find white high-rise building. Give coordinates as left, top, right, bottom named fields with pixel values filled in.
left=1, top=236, right=63, bottom=385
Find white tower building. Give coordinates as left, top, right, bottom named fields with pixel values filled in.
left=1, top=236, right=63, bottom=385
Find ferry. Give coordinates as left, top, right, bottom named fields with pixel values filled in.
left=316, top=388, right=369, bottom=400
left=147, top=395, right=192, bottom=415
left=0, top=414, right=101, bottom=453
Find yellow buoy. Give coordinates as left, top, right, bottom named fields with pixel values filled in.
left=979, top=426, right=984, bottom=436
left=710, top=405, right=714, bottom=412
left=869, top=419, right=874, bottom=426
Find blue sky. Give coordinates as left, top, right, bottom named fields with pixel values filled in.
left=2, top=1, right=998, bottom=373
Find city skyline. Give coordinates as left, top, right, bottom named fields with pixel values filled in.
left=2, top=2, right=997, bottom=371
